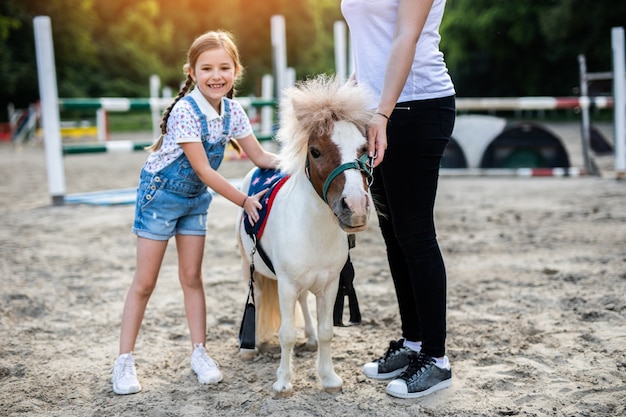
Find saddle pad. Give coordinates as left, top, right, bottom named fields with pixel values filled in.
left=243, top=168, right=289, bottom=239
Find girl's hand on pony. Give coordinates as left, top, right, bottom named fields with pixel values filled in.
left=243, top=188, right=269, bottom=226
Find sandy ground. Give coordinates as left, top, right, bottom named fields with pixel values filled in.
left=1, top=122, right=625, bottom=416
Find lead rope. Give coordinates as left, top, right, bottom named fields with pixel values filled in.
left=247, top=236, right=257, bottom=304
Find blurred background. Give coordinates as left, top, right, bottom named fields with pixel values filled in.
left=2, top=0, right=626, bottom=109
left=1, top=0, right=625, bottom=175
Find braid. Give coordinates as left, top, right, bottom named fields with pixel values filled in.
left=161, top=75, right=193, bottom=135
left=146, top=75, right=194, bottom=152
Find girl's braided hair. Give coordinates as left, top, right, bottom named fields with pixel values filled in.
left=147, top=30, right=243, bottom=153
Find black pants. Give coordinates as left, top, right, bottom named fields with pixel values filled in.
left=371, top=95, right=455, bottom=358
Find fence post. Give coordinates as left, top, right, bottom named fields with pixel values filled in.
left=271, top=15, right=287, bottom=101
left=34, top=16, right=65, bottom=205
left=612, top=27, right=626, bottom=179
left=577, top=55, right=599, bottom=176
left=150, top=75, right=161, bottom=140
left=261, top=74, right=274, bottom=137
left=334, top=21, right=348, bottom=85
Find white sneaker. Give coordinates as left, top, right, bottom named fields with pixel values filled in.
left=191, top=344, right=223, bottom=384
left=111, top=353, right=141, bottom=395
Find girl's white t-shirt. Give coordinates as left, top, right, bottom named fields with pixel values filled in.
left=143, top=87, right=252, bottom=173
left=341, top=0, right=455, bottom=106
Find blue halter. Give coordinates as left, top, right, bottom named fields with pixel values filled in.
left=306, top=153, right=374, bottom=204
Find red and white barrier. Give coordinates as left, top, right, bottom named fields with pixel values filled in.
left=440, top=167, right=585, bottom=177
left=456, top=96, right=613, bottom=111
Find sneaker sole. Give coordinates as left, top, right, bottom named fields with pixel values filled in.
left=386, top=378, right=451, bottom=399
left=363, top=365, right=408, bottom=380
left=112, top=383, right=141, bottom=395
left=197, top=375, right=223, bottom=384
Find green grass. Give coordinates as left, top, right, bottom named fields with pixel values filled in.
left=60, top=111, right=154, bottom=132
left=106, top=112, right=154, bottom=132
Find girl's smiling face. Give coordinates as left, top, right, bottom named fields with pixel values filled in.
left=189, top=47, right=237, bottom=111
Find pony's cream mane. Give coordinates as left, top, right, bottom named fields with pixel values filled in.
left=276, top=75, right=374, bottom=175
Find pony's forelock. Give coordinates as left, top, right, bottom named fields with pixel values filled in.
left=277, top=75, right=374, bottom=175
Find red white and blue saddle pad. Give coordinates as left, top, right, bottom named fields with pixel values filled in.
left=243, top=168, right=289, bottom=239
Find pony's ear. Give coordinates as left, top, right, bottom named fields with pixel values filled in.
left=289, top=93, right=309, bottom=123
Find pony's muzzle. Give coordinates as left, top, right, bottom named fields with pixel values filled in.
left=335, top=194, right=370, bottom=231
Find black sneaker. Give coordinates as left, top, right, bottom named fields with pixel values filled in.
left=362, top=338, right=412, bottom=380
left=386, top=352, right=452, bottom=399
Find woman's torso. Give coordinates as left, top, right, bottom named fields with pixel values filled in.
left=341, top=0, right=455, bottom=105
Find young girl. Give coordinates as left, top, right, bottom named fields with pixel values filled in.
left=111, top=30, right=278, bottom=395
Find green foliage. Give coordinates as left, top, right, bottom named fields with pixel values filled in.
left=441, top=0, right=626, bottom=97
left=1, top=0, right=624, bottom=123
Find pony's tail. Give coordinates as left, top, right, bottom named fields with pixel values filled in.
left=256, top=275, right=282, bottom=343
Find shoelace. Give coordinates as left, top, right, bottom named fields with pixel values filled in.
left=193, top=349, right=218, bottom=371
left=114, top=356, right=137, bottom=381
left=378, top=338, right=405, bottom=362
left=399, top=352, right=434, bottom=382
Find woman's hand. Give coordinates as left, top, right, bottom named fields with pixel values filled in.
left=243, top=188, right=269, bottom=226
left=367, top=112, right=388, bottom=168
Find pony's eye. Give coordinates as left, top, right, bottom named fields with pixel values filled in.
left=310, top=148, right=321, bottom=159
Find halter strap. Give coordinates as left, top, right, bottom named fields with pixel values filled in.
left=306, top=153, right=373, bottom=203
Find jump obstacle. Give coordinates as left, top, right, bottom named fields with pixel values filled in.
left=33, top=16, right=626, bottom=205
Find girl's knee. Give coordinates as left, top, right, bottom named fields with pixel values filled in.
left=179, top=273, right=203, bottom=291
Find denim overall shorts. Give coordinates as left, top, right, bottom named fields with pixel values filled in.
left=132, top=96, right=231, bottom=240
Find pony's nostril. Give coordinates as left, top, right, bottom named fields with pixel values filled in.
left=341, top=197, right=350, bottom=211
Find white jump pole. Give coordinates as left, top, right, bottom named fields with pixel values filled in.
left=96, top=108, right=108, bottom=142
left=260, top=74, right=274, bottom=137
left=149, top=74, right=161, bottom=139
left=612, top=27, right=626, bottom=178
left=577, top=55, right=597, bottom=176
left=34, top=16, right=65, bottom=205
left=271, top=15, right=287, bottom=101
left=334, top=21, right=348, bottom=85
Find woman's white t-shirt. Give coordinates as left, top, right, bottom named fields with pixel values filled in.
left=341, top=0, right=455, bottom=106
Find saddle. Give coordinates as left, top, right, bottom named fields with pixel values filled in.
left=243, top=168, right=289, bottom=273
left=244, top=168, right=288, bottom=240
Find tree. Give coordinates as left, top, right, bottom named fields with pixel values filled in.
left=90, top=0, right=174, bottom=97
left=440, top=0, right=626, bottom=97
left=0, top=0, right=99, bottom=113
left=2, top=0, right=625, bottom=123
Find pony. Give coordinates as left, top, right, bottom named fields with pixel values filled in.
left=236, top=75, right=374, bottom=396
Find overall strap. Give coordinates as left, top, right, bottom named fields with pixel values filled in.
left=219, top=98, right=232, bottom=146
left=182, top=95, right=210, bottom=139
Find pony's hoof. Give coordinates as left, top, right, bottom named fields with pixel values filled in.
left=323, top=385, right=343, bottom=394
left=298, top=340, right=317, bottom=352
left=239, top=348, right=256, bottom=361
left=272, top=382, right=293, bottom=398
left=322, top=374, right=343, bottom=393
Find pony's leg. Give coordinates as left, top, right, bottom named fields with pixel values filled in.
left=273, top=283, right=298, bottom=396
left=297, top=291, right=317, bottom=350
left=315, top=284, right=343, bottom=393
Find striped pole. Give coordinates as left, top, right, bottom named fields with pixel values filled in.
left=58, top=97, right=275, bottom=111
left=456, top=96, right=613, bottom=111
left=440, top=167, right=585, bottom=177
left=62, top=140, right=152, bottom=155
